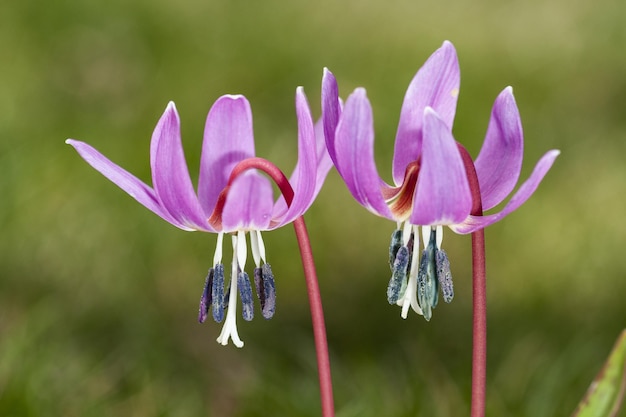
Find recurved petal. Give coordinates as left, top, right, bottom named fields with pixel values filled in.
left=451, top=150, right=560, bottom=234
left=272, top=102, right=333, bottom=226
left=198, top=95, right=256, bottom=215
left=66, top=139, right=196, bottom=231
left=322, top=68, right=341, bottom=165
left=150, top=102, right=211, bottom=230
left=410, top=108, right=472, bottom=225
left=474, top=87, right=524, bottom=211
left=222, top=171, right=274, bottom=232
left=271, top=88, right=319, bottom=227
left=393, top=41, right=460, bottom=185
left=334, top=88, right=393, bottom=218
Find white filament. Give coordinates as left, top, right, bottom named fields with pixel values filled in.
left=216, top=234, right=244, bottom=348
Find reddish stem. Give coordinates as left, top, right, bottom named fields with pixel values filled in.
left=458, top=145, right=487, bottom=417
left=227, top=157, right=335, bottom=417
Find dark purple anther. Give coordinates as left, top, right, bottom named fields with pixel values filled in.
left=253, top=267, right=265, bottom=309
left=212, top=263, right=225, bottom=323
left=387, top=245, right=409, bottom=304
left=261, top=264, right=276, bottom=319
left=436, top=249, right=454, bottom=303
left=388, top=229, right=403, bottom=271
left=238, top=271, right=254, bottom=321
left=198, top=268, right=214, bottom=323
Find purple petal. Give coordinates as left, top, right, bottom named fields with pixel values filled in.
left=393, top=41, right=460, bottom=185
left=451, top=150, right=560, bottom=234
left=222, top=171, right=274, bottom=231
left=474, top=87, right=524, bottom=211
left=410, top=108, right=472, bottom=225
left=334, top=88, right=393, bottom=218
left=322, top=68, right=341, bottom=165
left=150, top=102, right=210, bottom=230
left=312, top=119, right=335, bottom=198
left=66, top=139, right=198, bottom=231
left=271, top=88, right=318, bottom=227
left=198, top=95, right=256, bottom=215
left=272, top=91, right=333, bottom=226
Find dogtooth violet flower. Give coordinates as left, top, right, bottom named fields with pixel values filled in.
left=66, top=88, right=332, bottom=347
left=322, top=41, right=559, bottom=321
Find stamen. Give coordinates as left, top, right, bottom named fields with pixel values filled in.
left=216, top=235, right=244, bottom=348
left=211, top=263, right=225, bottom=323
left=236, top=230, right=247, bottom=271
left=256, top=231, right=267, bottom=264
left=213, top=232, right=224, bottom=266
left=198, top=268, right=213, bottom=323
left=421, top=225, right=432, bottom=249
left=402, top=221, right=413, bottom=246
left=238, top=271, right=254, bottom=321
left=388, top=229, right=403, bottom=271
left=405, top=229, right=415, bottom=278
left=436, top=249, right=454, bottom=303
left=250, top=230, right=261, bottom=267
left=253, top=267, right=264, bottom=307
left=261, top=264, right=276, bottom=319
left=417, top=228, right=439, bottom=321
left=435, top=225, right=443, bottom=249
left=387, top=245, right=409, bottom=304
left=254, top=264, right=277, bottom=319
left=398, top=225, right=423, bottom=318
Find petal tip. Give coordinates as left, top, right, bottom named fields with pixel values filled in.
left=353, top=87, right=367, bottom=98
left=221, top=94, right=246, bottom=102
left=442, top=40, right=455, bottom=48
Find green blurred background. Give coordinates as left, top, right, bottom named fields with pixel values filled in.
left=1, top=0, right=625, bottom=416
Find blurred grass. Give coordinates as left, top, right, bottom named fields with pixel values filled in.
left=1, top=0, right=626, bottom=415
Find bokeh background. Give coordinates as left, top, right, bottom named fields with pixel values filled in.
left=1, top=0, right=625, bottom=416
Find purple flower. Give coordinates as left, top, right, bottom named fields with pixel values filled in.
left=67, top=88, right=332, bottom=347
left=322, top=41, right=559, bottom=320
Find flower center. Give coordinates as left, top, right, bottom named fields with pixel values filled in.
left=198, top=230, right=277, bottom=348
left=387, top=223, right=455, bottom=320
left=383, top=161, right=420, bottom=221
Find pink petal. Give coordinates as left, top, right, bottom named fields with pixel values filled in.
left=322, top=68, right=341, bottom=164
left=334, top=88, right=393, bottom=218
left=222, top=172, right=274, bottom=232
left=474, top=87, right=524, bottom=211
left=273, top=96, right=333, bottom=226
left=198, top=95, right=256, bottom=215
left=410, top=108, right=472, bottom=225
left=150, top=102, right=210, bottom=230
left=393, top=41, right=460, bottom=185
left=271, top=88, right=319, bottom=227
left=452, top=150, right=560, bottom=234
left=66, top=139, right=200, bottom=231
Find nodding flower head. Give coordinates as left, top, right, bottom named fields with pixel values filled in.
left=67, top=89, right=332, bottom=347
left=322, top=41, right=559, bottom=320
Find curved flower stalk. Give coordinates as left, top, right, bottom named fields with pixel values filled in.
left=67, top=88, right=332, bottom=348
left=322, top=41, right=559, bottom=321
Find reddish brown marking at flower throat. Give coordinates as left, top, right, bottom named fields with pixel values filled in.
left=384, top=160, right=420, bottom=220
left=207, top=186, right=229, bottom=230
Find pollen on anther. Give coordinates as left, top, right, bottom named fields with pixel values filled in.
left=388, top=229, right=403, bottom=271
left=387, top=245, right=409, bottom=304
left=238, top=271, right=254, bottom=322
left=417, top=240, right=438, bottom=321
left=261, top=264, right=276, bottom=319
left=212, top=263, right=226, bottom=323
left=436, top=250, right=454, bottom=303
left=198, top=269, right=213, bottom=323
